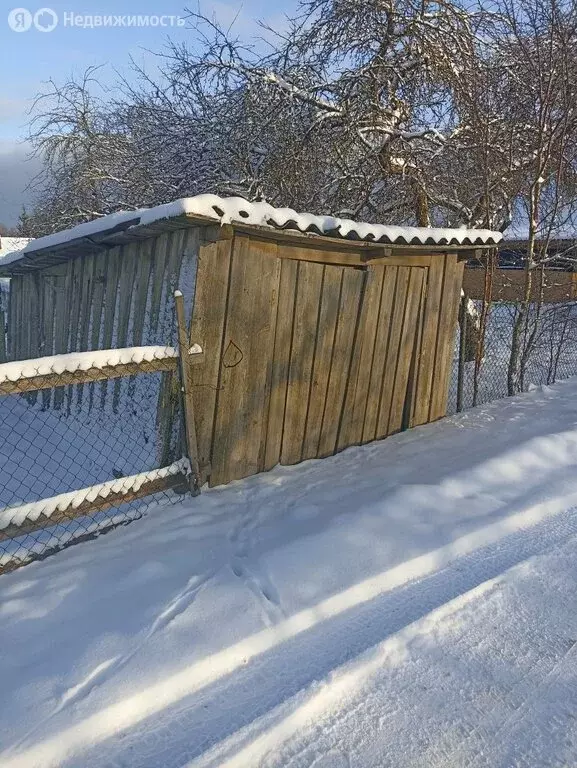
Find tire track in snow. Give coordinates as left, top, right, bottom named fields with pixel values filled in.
left=465, top=639, right=577, bottom=768
left=7, top=500, right=577, bottom=768
left=3, top=569, right=216, bottom=758
left=190, top=505, right=577, bottom=768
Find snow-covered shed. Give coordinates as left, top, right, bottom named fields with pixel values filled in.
left=0, top=196, right=501, bottom=485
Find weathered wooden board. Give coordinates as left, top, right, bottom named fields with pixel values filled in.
left=211, top=235, right=281, bottom=484
left=263, top=256, right=298, bottom=471
left=189, top=233, right=234, bottom=481
left=112, top=244, right=138, bottom=411
left=374, top=266, right=411, bottom=438
left=52, top=265, right=70, bottom=409
left=429, top=256, right=465, bottom=421
left=281, top=259, right=324, bottom=465
left=342, top=265, right=386, bottom=447
left=99, top=247, right=121, bottom=407
left=336, top=269, right=371, bottom=451
left=411, top=259, right=444, bottom=426
left=148, top=233, right=170, bottom=339
left=388, top=267, right=425, bottom=434
left=317, top=266, right=365, bottom=458
left=300, top=264, right=342, bottom=460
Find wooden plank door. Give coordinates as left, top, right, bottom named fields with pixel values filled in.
left=190, top=232, right=454, bottom=488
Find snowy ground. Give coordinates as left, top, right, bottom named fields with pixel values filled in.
left=3, top=379, right=577, bottom=767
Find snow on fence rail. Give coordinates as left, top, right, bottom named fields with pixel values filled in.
left=0, top=459, right=189, bottom=542
left=0, top=293, right=204, bottom=572
left=0, top=346, right=184, bottom=394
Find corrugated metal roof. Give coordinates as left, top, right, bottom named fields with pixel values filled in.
left=0, top=195, right=502, bottom=274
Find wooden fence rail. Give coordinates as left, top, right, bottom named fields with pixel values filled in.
left=0, top=464, right=189, bottom=544
left=463, top=266, right=577, bottom=303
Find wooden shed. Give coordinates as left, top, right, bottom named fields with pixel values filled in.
left=0, top=195, right=501, bottom=487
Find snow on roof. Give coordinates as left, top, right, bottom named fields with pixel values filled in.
left=0, top=236, right=33, bottom=260
left=0, top=195, right=502, bottom=270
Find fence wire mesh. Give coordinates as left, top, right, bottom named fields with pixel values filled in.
left=0, top=350, right=188, bottom=573
left=448, top=298, right=577, bottom=414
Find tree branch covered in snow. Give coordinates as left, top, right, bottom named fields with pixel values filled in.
left=19, top=0, right=577, bottom=240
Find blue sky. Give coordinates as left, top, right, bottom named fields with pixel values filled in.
left=0, top=0, right=294, bottom=225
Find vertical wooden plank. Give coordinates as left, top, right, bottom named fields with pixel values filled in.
left=67, top=258, right=83, bottom=352
left=7, top=277, right=16, bottom=360
left=130, top=242, right=153, bottom=348
left=77, top=254, right=95, bottom=352
left=159, top=229, right=186, bottom=343
left=405, top=272, right=428, bottom=428
left=53, top=264, right=71, bottom=409
left=337, top=265, right=384, bottom=449
left=114, top=245, right=137, bottom=349
left=112, top=244, right=138, bottom=411
left=179, top=227, right=201, bottom=323
left=301, top=264, right=342, bottom=460
left=127, top=240, right=154, bottom=400
left=411, top=257, right=444, bottom=426
left=211, top=235, right=281, bottom=485
left=174, top=290, right=201, bottom=494
left=156, top=368, right=181, bottom=468
left=429, top=256, right=465, bottom=421
left=189, top=230, right=233, bottom=483
left=317, top=267, right=365, bottom=458
left=0, top=309, right=6, bottom=363
left=75, top=254, right=95, bottom=408
left=41, top=274, right=56, bottom=409
left=254, top=241, right=281, bottom=473
left=387, top=267, right=425, bottom=434
left=90, top=254, right=107, bottom=351
left=35, top=273, right=45, bottom=360
left=18, top=276, right=26, bottom=359
left=263, top=256, right=299, bottom=471
left=19, top=277, right=29, bottom=359
left=375, top=266, right=411, bottom=438
left=66, top=258, right=84, bottom=412
left=9, top=276, right=21, bottom=361
left=100, top=247, right=121, bottom=348
left=148, top=233, right=170, bottom=343
left=28, top=274, right=41, bottom=360
left=280, top=259, right=324, bottom=465
left=100, top=247, right=121, bottom=408
left=362, top=266, right=397, bottom=442
left=0, top=278, right=8, bottom=363
left=88, top=253, right=108, bottom=411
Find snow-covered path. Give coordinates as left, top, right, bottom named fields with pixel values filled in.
left=2, top=380, right=577, bottom=767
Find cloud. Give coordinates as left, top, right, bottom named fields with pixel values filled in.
left=0, top=142, right=42, bottom=226
left=0, top=98, right=31, bottom=123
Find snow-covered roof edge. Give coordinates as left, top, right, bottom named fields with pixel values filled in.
left=0, top=237, right=33, bottom=261
left=1, top=194, right=502, bottom=268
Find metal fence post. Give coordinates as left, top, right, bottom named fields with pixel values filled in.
left=174, top=290, right=202, bottom=496
left=457, top=294, right=467, bottom=413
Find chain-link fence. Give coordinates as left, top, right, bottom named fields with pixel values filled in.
left=0, top=347, right=191, bottom=573
left=448, top=296, right=577, bottom=414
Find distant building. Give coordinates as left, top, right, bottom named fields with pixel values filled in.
left=468, top=237, right=577, bottom=270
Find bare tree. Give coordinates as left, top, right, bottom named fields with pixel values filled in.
left=488, top=0, right=577, bottom=394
